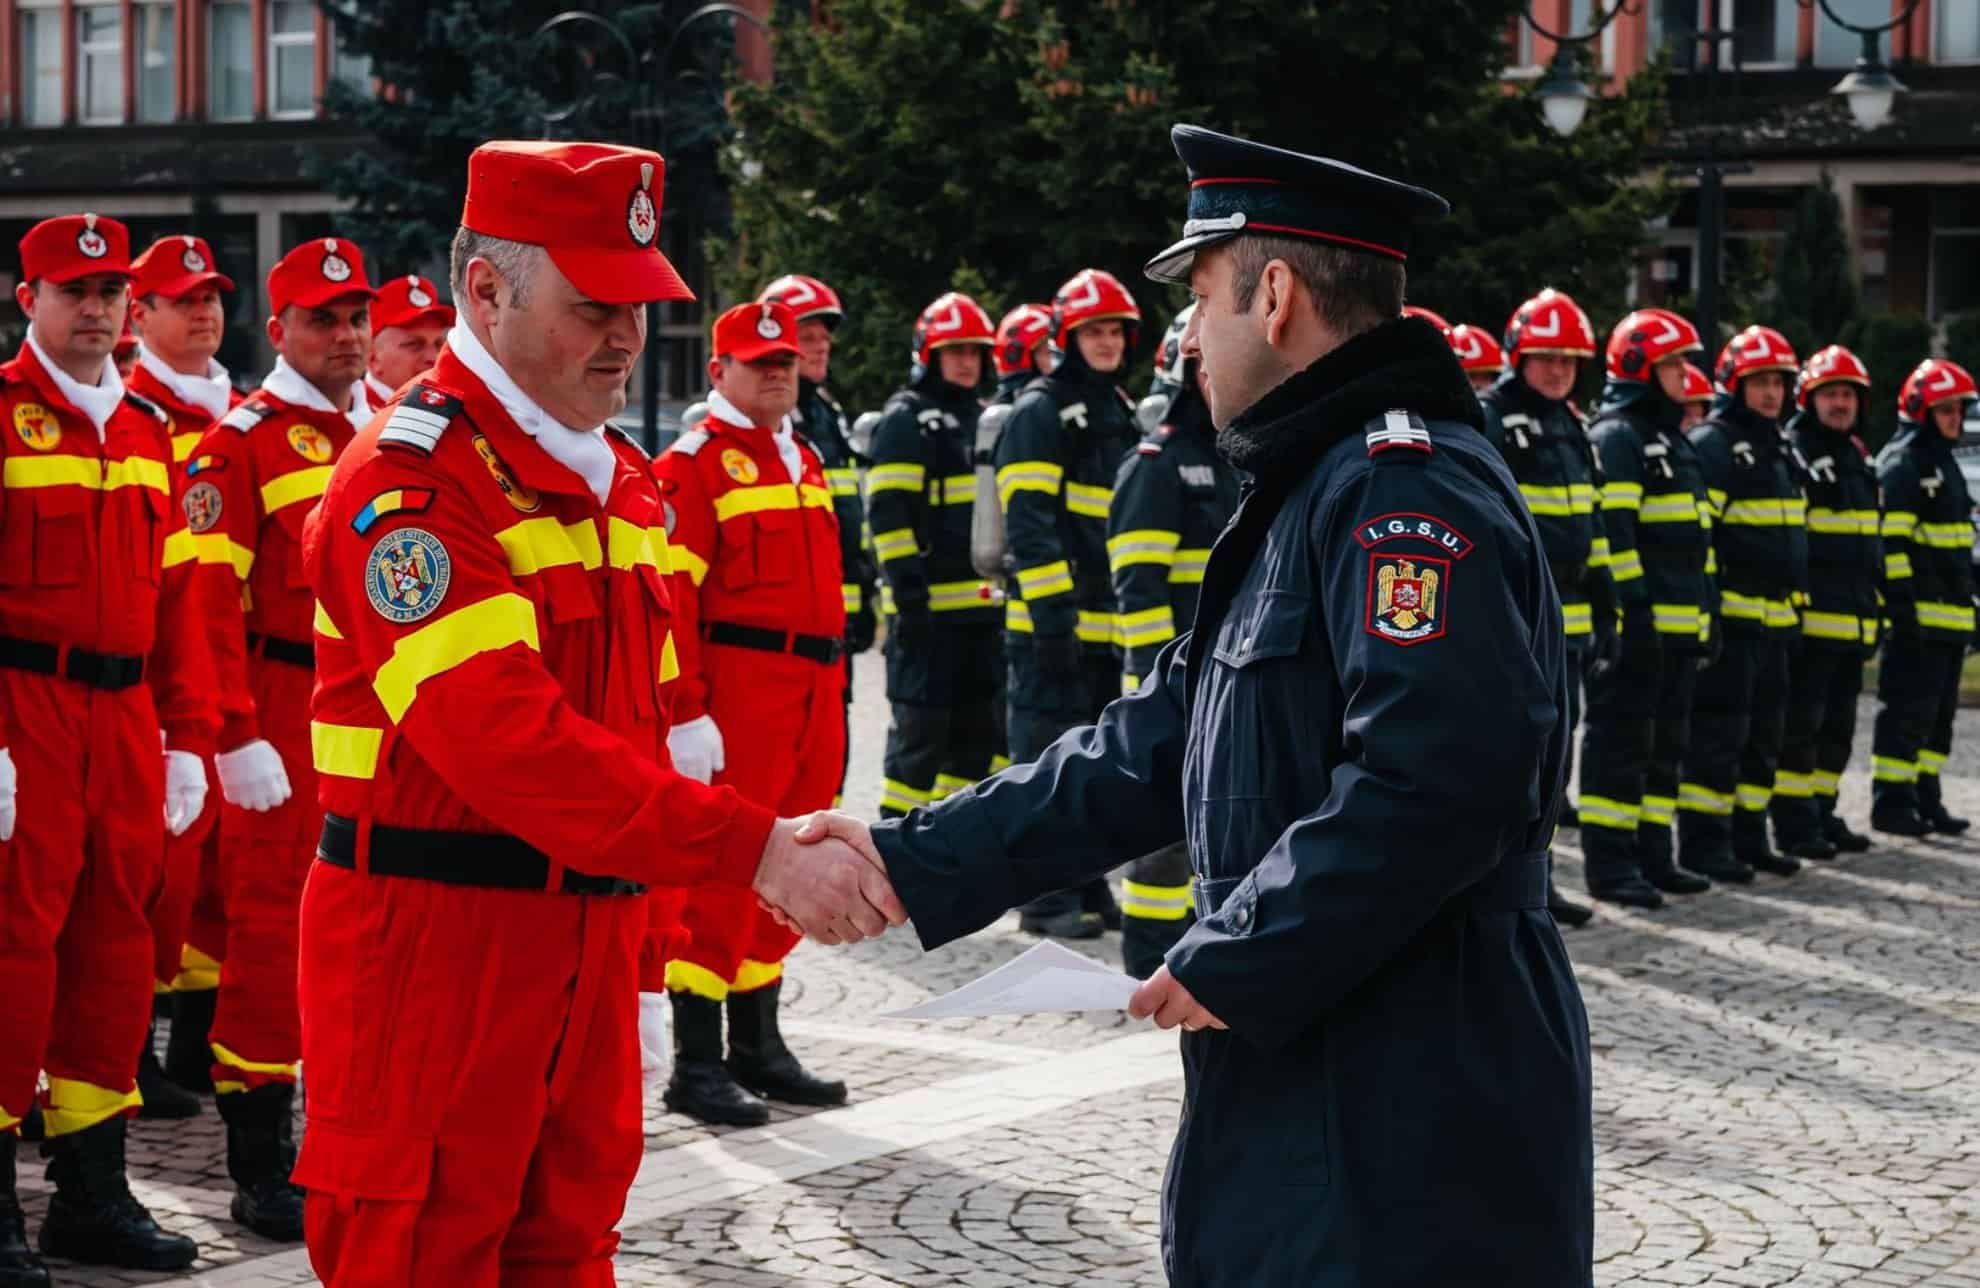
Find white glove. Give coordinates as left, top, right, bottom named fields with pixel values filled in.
left=0, top=747, right=16, bottom=843
left=163, top=749, right=207, bottom=837
left=666, top=715, right=726, bottom=785
left=638, top=991, right=670, bottom=1092
left=215, top=738, right=292, bottom=812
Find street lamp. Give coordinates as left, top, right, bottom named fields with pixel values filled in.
left=1520, top=1, right=1636, bottom=140
left=1807, top=0, right=1919, bottom=132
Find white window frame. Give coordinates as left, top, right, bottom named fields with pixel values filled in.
left=267, top=0, right=319, bottom=120
left=133, top=0, right=176, bottom=123
left=1928, top=226, right=1980, bottom=319
left=16, top=0, right=66, bottom=128
left=208, top=0, right=254, bottom=122
left=76, top=1, right=125, bottom=126
left=1937, top=0, right=1980, bottom=64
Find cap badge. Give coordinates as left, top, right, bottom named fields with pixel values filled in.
left=407, top=277, right=433, bottom=308
left=755, top=302, right=783, bottom=340
left=1181, top=212, right=1247, bottom=238
left=628, top=185, right=659, bottom=249
left=77, top=213, right=108, bottom=260
left=181, top=238, right=207, bottom=273
left=321, top=240, right=353, bottom=282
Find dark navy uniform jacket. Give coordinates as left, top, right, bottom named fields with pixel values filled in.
left=1690, top=399, right=1809, bottom=638
left=1786, top=407, right=1881, bottom=653
left=872, top=318, right=1594, bottom=1287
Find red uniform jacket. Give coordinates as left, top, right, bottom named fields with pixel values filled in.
left=303, top=345, right=774, bottom=886
left=0, top=343, right=218, bottom=754
left=652, top=416, right=846, bottom=723
left=125, top=362, right=243, bottom=485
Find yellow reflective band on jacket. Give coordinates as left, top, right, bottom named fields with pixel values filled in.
left=1121, top=880, right=1193, bottom=922
left=843, top=583, right=862, bottom=613
left=372, top=593, right=541, bottom=723
left=607, top=518, right=670, bottom=572
left=260, top=465, right=334, bottom=514
left=1678, top=782, right=1735, bottom=815
left=731, top=959, right=783, bottom=992
left=865, top=462, right=925, bottom=494
left=671, top=545, right=710, bottom=587
left=1719, top=590, right=1791, bottom=624
left=929, top=474, right=977, bottom=505
left=1576, top=795, right=1640, bottom=831
left=1170, top=549, right=1210, bottom=584
left=1735, top=783, right=1772, bottom=811
left=1520, top=483, right=1574, bottom=516
left=824, top=466, right=861, bottom=498
left=1918, top=520, right=1974, bottom=549
left=1064, top=481, right=1112, bottom=518
left=1108, top=528, right=1181, bottom=571
left=1872, top=755, right=1918, bottom=783
left=1919, top=748, right=1949, bottom=774
left=1801, top=610, right=1876, bottom=645
left=1004, top=599, right=1117, bottom=642
left=1588, top=537, right=1612, bottom=568
left=1806, top=508, right=1878, bottom=535
left=927, top=578, right=999, bottom=611
left=872, top=527, right=918, bottom=564
left=1885, top=552, right=1913, bottom=580
left=311, top=721, right=382, bottom=779
left=1772, top=770, right=1813, bottom=799
left=1607, top=550, right=1644, bottom=582
left=1560, top=602, right=1593, bottom=636
left=1809, top=770, right=1840, bottom=797
left=1721, top=497, right=1804, bottom=527
left=160, top=528, right=198, bottom=569
left=1881, top=510, right=1918, bottom=540
left=495, top=516, right=603, bottom=576
left=42, top=1077, right=143, bottom=1138
left=1016, top=560, right=1075, bottom=599
left=1917, top=600, right=1977, bottom=632
left=880, top=777, right=934, bottom=814
left=666, top=959, right=729, bottom=1001
left=1639, top=794, right=1676, bottom=826
left=172, top=430, right=201, bottom=463
left=2, top=453, right=171, bottom=494
left=1118, top=605, right=1177, bottom=648
left=712, top=482, right=832, bottom=522
left=1706, top=487, right=1728, bottom=514
left=1651, top=603, right=1701, bottom=635
left=1601, top=481, right=1643, bottom=512
left=1638, top=495, right=1703, bottom=524
left=878, top=582, right=896, bottom=615
left=313, top=601, right=344, bottom=639
left=996, top=460, right=1062, bottom=506
left=1765, top=600, right=1798, bottom=629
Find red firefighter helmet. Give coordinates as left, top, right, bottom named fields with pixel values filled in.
left=1446, top=323, right=1505, bottom=376
left=1605, top=308, right=1703, bottom=382
left=912, top=291, right=996, bottom=367
left=994, top=303, right=1054, bottom=378
left=1796, top=344, right=1871, bottom=408
left=1402, top=304, right=1452, bottom=333
left=1679, top=362, right=1714, bottom=407
left=1714, top=325, right=1798, bottom=389
left=1049, top=268, right=1141, bottom=349
left=1898, top=358, right=1979, bottom=421
left=1503, top=288, right=1597, bottom=364
left=756, top=273, right=843, bottom=328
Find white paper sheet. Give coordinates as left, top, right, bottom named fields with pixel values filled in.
left=883, top=940, right=1140, bottom=1019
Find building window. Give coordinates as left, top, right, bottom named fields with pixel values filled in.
left=209, top=0, right=253, bottom=121
left=1727, top=0, right=1794, bottom=67
left=1814, top=0, right=1889, bottom=67
left=136, top=1, right=177, bottom=123
left=18, top=7, right=64, bottom=126
left=77, top=3, right=125, bottom=124
left=269, top=0, right=318, bottom=117
left=1941, top=0, right=1980, bottom=62
left=325, top=1, right=372, bottom=92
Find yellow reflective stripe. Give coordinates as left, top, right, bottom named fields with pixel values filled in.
left=2, top=453, right=170, bottom=493
left=1706, top=487, right=1728, bottom=513
left=1607, top=550, right=1644, bottom=582
left=1569, top=483, right=1597, bottom=513
left=927, top=578, right=998, bottom=611
left=1639, top=495, right=1702, bottom=523
left=1809, top=770, right=1840, bottom=796
left=824, top=466, right=862, bottom=498
left=171, top=943, right=221, bottom=993
left=932, top=772, right=975, bottom=800
left=311, top=601, right=343, bottom=640
left=172, top=430, right=201, bottom=463
left=672, top=545, right=709, bottom=587
left=1735, top=783, right=1772, bottom=811
left=1588, top=536, right=1612, bottom=567
left=1872, top=755, right=1918, bottom=783
left=371, top=593, right=540, bottom=724
left=1577, top=795, right=1641, bottom=830
left=731, top=959, right=783, bottom=992
left=1065, top=481, right=1112, bottom=518
left=1763, top=600, right=1799, bottom=629
left=864, top=462, right=925, bottom=493
left=1806, top=508, right=1879, bottom=535
left=1720, top=590, right=1767, bottom=622
left=1601, top=481, right=1643, bottom=511
left=1918, top=521, right=1974, bottom=549
left=990, top=754, right=1012, bottom=773
left=1881, top=510, right=1918, bottom=539
left=1118, top=605, right=1176, bottom=647
left=1721, top=497, right=1803, bottom=527
left=997, top=461, right=1063, bottom=505
left=714, top=483, right=807, bottom=520
left=211, top=1041, right=299, bottom=1080
left=1121, top=880, right=1193, bottom=921
left=260, top=464, right=334, bottom=513
left=1652, top=603, right=1701, bottom=634
left=42, top=1077, right=143, bottom=1137
left=1107, top=528, right=1181, bottom=571
left=872, top=527, right=919, bottom=563
left=1884, top=552, right=1913, bottom=580
left=1170, top=548, right=1210, bottom=584
left=311, top=721, right=382, bottom=779
left=1800, top=610, right=1865, bottom=642
left=223, top=538, right=256, bottom=580
left=659, top=631, right=679, bottom=684
left=1704, top=547, right=1718, bottom=575
left=1917, top=601, right=1977, bottom=631
left=494, top=516, right=603, bottom=576
left=930, top=474, right=978, bottom=505
left=881, top=778, right=934, bottom=813
left=665, top=959, right=729, bottom=1000
left=1002, top=600, right=1116, bottom=641
left=1678, top=782, right=1735, bottom=815
left=1561, top=602, right=1593, bottom=636
left=1520, top=483, right=1573, bottom=516
left=1639, top=794, right=1676, bottom=826
left=1918, top=748, right=1949, bottom=773
left=160, top=528, right=198, bottom=569
left=606, top=517, right=667, bottom=571
left=1772, top=770, right=1813, bottom=799
left=1017, top=560, right=1075, bottom=598
left=843, top=583, right=863, bottom=613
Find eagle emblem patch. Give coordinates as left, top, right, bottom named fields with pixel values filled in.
left=366, top=527, right=451, bottom=624
left=183, top=482, right=223, bottom=534
left=1366, top=554, right=1448, bottom=646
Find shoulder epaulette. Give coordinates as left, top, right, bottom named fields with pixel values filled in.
left=218, top=397, right=272, bottom=434
left=604, top=422, right=651, bottom=461
left=121, top=390, right=168, bottom=423
left=818, top=387, right=844, bottom=415
left=667, top=428, right=710, bottom=457
left=1365, top=409, right=1432, bottom=457
left=1136, top=423, right=1174, bottom=457
left=378, top=384, right=461, bottom=455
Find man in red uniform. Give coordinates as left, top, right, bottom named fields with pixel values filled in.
left=0, top=214, right=219, bottom=1280
left=652, top=300, right=850, bottom=1126
left=127, top=232, right=243, bottom=1114
left=363, top=273, right=453, bottom=407
left=183, top=236, right=378, bottom=1240
left=294, top=140, right=901, bottom=1286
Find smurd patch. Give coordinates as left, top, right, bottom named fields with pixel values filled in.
left=365, top=527, right=451, bottom=624
left=1365, top=553, right=1449, bottom=646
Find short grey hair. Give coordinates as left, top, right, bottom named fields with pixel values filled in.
left=1227, top=234, right=1406, bottom=340
left=449, top=228, right=545, bottom=309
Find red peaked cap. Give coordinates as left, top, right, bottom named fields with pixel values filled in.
left=460, top=140, right=693, bottom=306
left=712, top=300, right=803, bottom=364
left=20, top=213, right=132, bottom=284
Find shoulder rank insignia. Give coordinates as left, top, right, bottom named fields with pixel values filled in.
left=352, top=486, right=437, bottom=536
left=122, top=390, right=168, bottom=423
left=667, top=428, right=710, bottom=458
left=1366, top=409, right=1432, bottom=457
left=219, top=397, right=272, bottom=434
left=379, top=384, right=460, bottom=455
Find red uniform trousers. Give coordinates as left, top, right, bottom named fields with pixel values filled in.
left=666, top=645, right=845, bottom=999
left=180, top=816, right=230, bottom=986
left=296, top=863, right=646, bottom=1288
left=148, top=769, right=217, bottom=987
left=0, top=669, right=163, bottom=1135
left=208, top=654, right=317, bottom=1090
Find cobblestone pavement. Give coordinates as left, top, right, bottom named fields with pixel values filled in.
left=20, top=663, right=1980, bottom=1286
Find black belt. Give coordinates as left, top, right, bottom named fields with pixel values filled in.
left=705, top=621, right=843, bottom=665
left=315, top=812, right=645, bottom=896
left=0, top=636, right=145, bottom=691
left=246, top=632, right=315, bottom=669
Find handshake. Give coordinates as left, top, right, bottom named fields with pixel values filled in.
left=751, top=811, right=908, bottom=945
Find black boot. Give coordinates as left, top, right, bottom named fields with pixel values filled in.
left=1637, top=822, right=1711, bottom=894
left=0, top=1134, right=50, bottom=1288
left=1870, top=783, right=1932, bottom=838
left=1919, top=775, right=1970, bottom=835
left=162, top=989, right=216, bottom=1095
left=1733, top=809, right=1800, bottom=876
left=1772, top=795, right=1836, bottom=860
left=1820, top=798, right=1872, bottom=853
left=726, top=979, right=847, bottom=1107
left=1081, top=879, right=1123, bottom=932
left=662, top=993, right=768, bottom=1126
left=37, top=1117, right=196, bottom=1271
left=136, top=1013, right=200, bottom=1121
left=1122, top=912, right=1194, bottom=977
left=218, top=1085, right=304, bottom=1241
left=1547, top=880, right=1593, bottom=927
left=1579, top=827, right=1662, bottom=908
left=1018, top=890, right=1100, bottom=940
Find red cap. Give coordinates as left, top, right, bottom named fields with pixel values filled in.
left=371, top=274, right=455, bottom=331
left=267, top=237, right=375, bottom=315
left=712, top=301, right=802, bottom=363
left=20, top=213, right=132, bottom=284
left=131, top=235, right=235, bottom=299
left=460, top=141, right=692, bottom=306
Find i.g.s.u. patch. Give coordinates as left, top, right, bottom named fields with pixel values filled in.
left=365, top=527, right=451, bottom=623
left=1353, top=511, right=1473, bottom=559
left=1365, top=553, right=1449, bottom=646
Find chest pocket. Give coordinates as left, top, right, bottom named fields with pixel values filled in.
left=720, top=509, right=799, bottom=590
left=12, top=485, right=90, bottom=587
left=1194, top=588, right=1315, bottom=819
left=1212, top=590, right=1311, bottom=669
left=536, top=564, right=602, bottom=625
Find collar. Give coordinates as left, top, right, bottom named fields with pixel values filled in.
left=1488, top=370, right=1568, bottom=423
left=25, top=328, right=123, bottom=436
left=364, top=371, right=396, bottom=406
left=443, top=322, right=616, bottom=505
left=136, top=345, right=233, bottom=421
left=263, top=355, right=364, bottom=422
left=706, top=389, right=765, bottom=431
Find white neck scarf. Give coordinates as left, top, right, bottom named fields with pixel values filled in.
left=262, top=355, right=372, bottom=432
left=705, top=390, right=803, bottom=484
left=27, top=327, right=123, bottom=436
left=136, top=344, right=233, bottom=421
left=448, top=322, right=616, bottom=505
left=364, top=371, right=396, bottom=406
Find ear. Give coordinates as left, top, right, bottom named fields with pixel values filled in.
left=707, top=356, right=723, bottom=387
left=463, top=258, right=507, bottom=330
left=14, top=281, right=35, bottom=318
left=265, top=310, right=284, bottom=350
left=1261, top=260, right=1296, bottom=347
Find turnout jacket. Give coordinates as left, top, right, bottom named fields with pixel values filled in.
left=792, top=377, right=875, bottom=628
left=864, top=380, right=1001, bottom=627
left=1877, top=423, right=1976, bottom=643
left=1589, top=385, right=1714, bottom=649
left=1690, top=400, right=1808, bottom=638
left=872, top=319, right=1592, bottom=1287
left=1787, top=407, right=1881, bottom=652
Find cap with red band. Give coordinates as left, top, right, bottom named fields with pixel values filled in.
left=20, top=213, right=132, bottom=284
left=712, top=300, right=801, bottom=363
left=372, top=274, right=455, bottom=331
left=132, top=234, right=235, bottom=299
left=460, top=140, right=693, bottom=306
left=268, top=237, right=375, bottom=315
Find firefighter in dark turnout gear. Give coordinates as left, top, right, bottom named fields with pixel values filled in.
left=1107, top=305, right=1241, bottom=975
left=1682, top=326, right=1808, bottom=881
left=1479, top=288, right=1605, bottom=928
left=997, top=268, right=1143, bottom=939
left=868, top=293, right=1005, bottom=817
left=1774, top=345, right=1880, bottom=856
left=1581, top=309, right=1716, bottom=907
left=1871, top=359, right=1979, bottom=836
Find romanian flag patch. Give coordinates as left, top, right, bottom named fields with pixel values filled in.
left=185, top=454, right=225, bottom=477
left=351, top=487, right=436, bottom=535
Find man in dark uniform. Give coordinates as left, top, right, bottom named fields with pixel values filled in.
left=1773, top=344, right=1880, bottom=856
left=1581, top=310, right=1716, bottom=906
left=995, top=267, right=1143, bottom=938
left=866, top=292, right=1005, bottom=816
left=1106, top=304, right=1241, bottom=976
left=1871, top=358, right=1979, bottom=835
left=1682, top=325, right=1807, bottom=881
left=815, top=124, right=1592, bottom=1287
left=1478, top=287, right=1605, bottom=928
